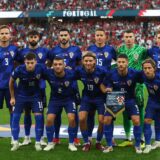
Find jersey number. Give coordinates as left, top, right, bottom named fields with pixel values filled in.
left=96, top=59, right=103, bottom=66
left=38, top=101, right=43, bottom=111
left=87, top=84, right=94, bottom=91
left=4, top=58, right=9, bottom=66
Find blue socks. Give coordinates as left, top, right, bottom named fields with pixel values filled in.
left=10, top=113, right=13, bottom=130
left=154, top=118, right=160, bottom=141
left=104, top=124, right=113, bottom=147
left=24, top=114, right=32, bottom=136
left=46, top=125, right=55, bottom=143
left=35, top=115, right=43, bottom=142
left=12, top=113, right=21, bottom=141
left=144, top=123, right=152, bottom=145
left=87, top=114, right=95, bottom=138
left=54, top=113, right=61, bottom=139
left=68, top=127, right=76, bottom=143
left=133, top=125, right=141, bottom=147
left=81, top=130, right=89, bottom=143
left=75, top=110, right=79, bottom=139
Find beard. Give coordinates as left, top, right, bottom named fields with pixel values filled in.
left=29, top=41, right=38, bottom=47
left=60, top=39, right=69, bottom=45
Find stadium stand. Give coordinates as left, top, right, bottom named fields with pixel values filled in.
left=7, top=18, right=159, bottom=50
left=1, top=0, right=160, bottom=11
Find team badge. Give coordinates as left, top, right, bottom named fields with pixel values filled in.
left=134, top=53, right=139, bottom=61
left=10, top=51, right=15, bottom=57
left=127, top=80, right=132, bottom=86
left=38, top=53, right=43, bottom=59
left=104, top=52, right=109, bottom=58
left=154, top=85, right=159, bottom=91
left=69, top=52, right=74, bottom=58
left=94, top=77, right=99, bottom=84
left=64, top=81, right=70, bottom=87
left=36, top=74, right=41, bottom=79
left=117, top=96, right=125, bottom=105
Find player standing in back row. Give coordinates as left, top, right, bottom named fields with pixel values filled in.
left=17, top=30, right=49, bottom=146
left=0, top=25, right=18, bottom=144
left=49, top=28, right=82, bottom=146
left=87, top=28, right=116, bottom=143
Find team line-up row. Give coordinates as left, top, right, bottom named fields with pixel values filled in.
left=0, top=25, right=160, bottom=154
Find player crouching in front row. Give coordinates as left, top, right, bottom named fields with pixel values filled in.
left=100, top=54, right=142, bottom=154
left=142, top=59, right=160, bottom=154
left=43, top=56, right=77, bottom=152
left=9, top=53, right=46, bottom=151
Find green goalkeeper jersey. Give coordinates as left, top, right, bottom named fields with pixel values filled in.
left=117, top=44, right=147, bottom=70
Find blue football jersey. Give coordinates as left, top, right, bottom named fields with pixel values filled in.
left=142, top=72, right=160, bottom=103
left=49, top=45, right=82, bottom=69
left=147, top=46, right=160, bottom=71
left=74, top=66, right=106, bottom=98
left=103, top=68, right=142, bottom=100
left=18, top=46, right=49, bottom=88
left=0, top=44, right=18, bottom=89
left=45, top=68, right=75, bottom=103
left=11, top=63, right=46, bottom=97
left=87, top=44, right=116, bottom=71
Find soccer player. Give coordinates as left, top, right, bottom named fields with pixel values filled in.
left=100, top=54, right=142, bottom=154
left=117, top=29, right=147, bottom=147
left=147, top=30, right=160, bottom=71
left=49, top=28, right=82, bottom=145
left=9, top=53, right=45, bottom=151
left=0, top=25, right=18, bottom=144
left=17, top=30, right=49, bottom=146
left=43, top=56, right=77, bottom=151
left=76, top=52, right=106, bottom=152
left=87, top=28, right=116, bottom=142
left=142, top=59, right=160, bottom=153
left=147, top=31, right=160, bottom=150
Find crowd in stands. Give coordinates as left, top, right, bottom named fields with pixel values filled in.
left=8, top=18, right=160, bottom=50
left=1, top=0, right=160, bottom=11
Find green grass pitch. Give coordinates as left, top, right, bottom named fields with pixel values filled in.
left=0, top=82, right=160, bottom=160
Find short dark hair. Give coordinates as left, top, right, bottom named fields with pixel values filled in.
left=117, top=54, right=128, bottom=60
left=27, top=30, right=40, bottom=37
left=59, top=28, right=70, bottom=34
left=82, top=51, right=96, bottom=60
left=142, top=58, right=156, bottom=70
left=124, top=29, right=134, bottom=34
left=0, top=25, right=10, bottom=32
left=24, top=52, right=36, bottom=60
left=53, top=56, right=64, bottom=62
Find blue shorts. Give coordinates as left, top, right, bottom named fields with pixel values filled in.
left=145, top=99, right=160, bottom=119
left=0, top=89, right=12, bottom=109
left=13, top=96, right=43, bottom=113
left=79, top=98, right=105, bottom=115
left=105, top=99, right=139, bottom=118
left=47, top=100, right=76, bottom=115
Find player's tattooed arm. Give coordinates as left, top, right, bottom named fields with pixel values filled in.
left=9, top=77, right=16, bottom=106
